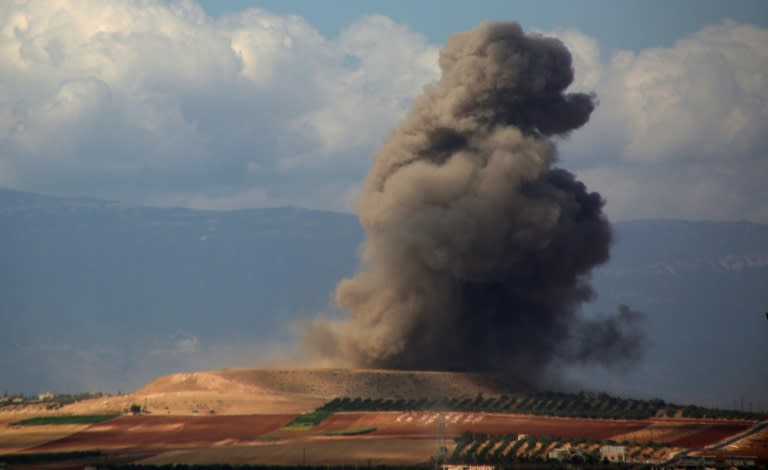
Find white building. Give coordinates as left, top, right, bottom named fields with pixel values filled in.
left=600, top=445, right=627, bottom=463
left=548, top=448, right=573, bottom=461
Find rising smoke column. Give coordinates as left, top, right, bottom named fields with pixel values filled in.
left=306, top=22, right=644, bottom=380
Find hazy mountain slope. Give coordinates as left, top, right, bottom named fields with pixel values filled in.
left=584, top=220, right=768, bottom=407
left=1, top=189, right=766, bottom=406
left=0, top=189, right=363, bottom=393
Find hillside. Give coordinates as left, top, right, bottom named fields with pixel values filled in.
left=11, top=368, right=530, bottom=415
left=7, top=366, right=760, bottom=420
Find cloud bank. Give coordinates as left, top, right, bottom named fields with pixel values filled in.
left=555, top=21, right=768, bottom=222
left=0, top=0, right=437, bottom=211
left=0, top=1, right=766, bottom=221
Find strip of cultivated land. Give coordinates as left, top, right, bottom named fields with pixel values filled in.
left=10, top=414, right=120, bottom=426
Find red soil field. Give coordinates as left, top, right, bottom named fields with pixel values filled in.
left=669, top=422, right=752, bottom=448
left=711, top=426, right=768, bottom=460
left=24, top=411, right=757, bottom=458
left=33, top=414, right=295, bottom=451
left=317, top=412, right=649, bottom=440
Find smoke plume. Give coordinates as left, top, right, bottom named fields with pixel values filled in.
left=305, top=22, right=645, bottom=381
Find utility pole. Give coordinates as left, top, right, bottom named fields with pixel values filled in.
left=435, top=414, right=447, bottom=469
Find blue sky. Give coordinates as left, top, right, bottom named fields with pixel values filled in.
left=1, top=0, right=767, bottom=221
left=199, top=0, right=768, bottom=51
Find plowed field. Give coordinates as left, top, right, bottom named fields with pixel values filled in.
left=140, top=438, right=439, bottom=466
left=317, top=412, right=648, bottom=440
left=18, top=411, right=759, bottom=462
left=613, top=419, right=753, bottom=448
left=721, top=425, right=768, bottom=459
left=33, top=415, right=294, bottom=451
left=668, top=423, right=752, bottom=447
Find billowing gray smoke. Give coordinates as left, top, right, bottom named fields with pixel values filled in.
left=305, top=22, right=645, bottom=381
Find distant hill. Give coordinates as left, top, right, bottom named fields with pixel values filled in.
left=1, top=188, right=766, bottom=407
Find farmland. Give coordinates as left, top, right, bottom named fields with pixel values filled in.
left=282, top=411, right=332, bottom=430
left=1, top=410, right=756, bottom=467
left=31, top=414, right=294, bottom=451
left=1, top=369, right=765, bottom=468
left=316, top=411, right=649, bottom=439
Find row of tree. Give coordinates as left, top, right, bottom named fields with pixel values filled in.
left=317, top=392, right=768, bottom=420
left=449, top=432, right=676, bottom=465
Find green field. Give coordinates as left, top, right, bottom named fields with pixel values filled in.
left=0, top=450, right=103, bottom=464
left=10, top=414, right=120, bottom=426
left=281, top=410, right=332, bottom=430
left=324, top=426, right=377, bottom=436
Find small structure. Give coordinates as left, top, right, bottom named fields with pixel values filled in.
left=600, top=445, right=627, bottom=463
left=37, top=391, right=54, bottom=401
left=672, top=455, right=716, bottom=469
left=442, top=466, right=495, bottom=470
left=723, top=455, right=756, bottom=467
left=548, top=448, right=575, bottom=461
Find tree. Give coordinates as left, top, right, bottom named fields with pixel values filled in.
left=130, top=404, right=141, bottom=415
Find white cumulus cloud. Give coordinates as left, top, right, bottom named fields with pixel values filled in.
left=556, top=20, right=768, bottom=222
left=0, top=0, right=438, bottom=210
left=0, top=2, right=765, bottom=222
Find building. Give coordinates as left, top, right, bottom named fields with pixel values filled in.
left=600, top=445, right=627, bottom=463
left=672, top=455, right=716, bottom=469
left=549, top=448, right=572, bottom=461
left=442, top=465, right=495, bottom=470
left=723, top=455, right=756, bottom=467
left=37, top=391, right=54, bottom=401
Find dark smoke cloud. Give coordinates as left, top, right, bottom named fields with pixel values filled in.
left=305, top=22, right=645, bottom=382
left=567, top=305, right=647, bottom=368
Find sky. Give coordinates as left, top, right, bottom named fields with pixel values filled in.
left=1, top=0, right=767, bottom=222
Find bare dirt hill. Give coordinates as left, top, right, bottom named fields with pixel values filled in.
left=49, top=368, right=529, bottom=416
